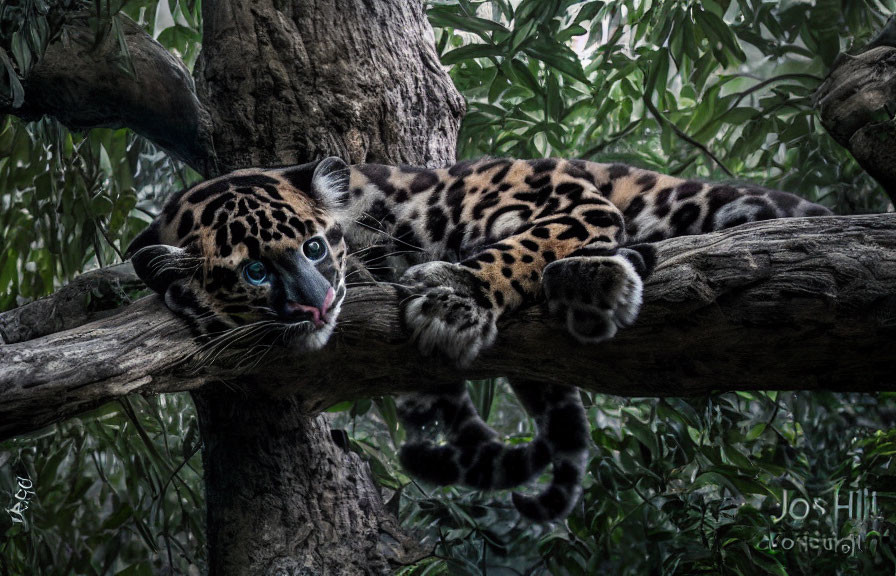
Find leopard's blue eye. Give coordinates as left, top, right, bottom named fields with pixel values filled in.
left=303, top=237, right=327, bottom=261
left=244, top=260, right=268, bottom=285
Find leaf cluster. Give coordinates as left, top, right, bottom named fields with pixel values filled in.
left=431, top=0, right=893, bottom=213
left=0, top=396, right=205, bottom=575
left=343, top=387, right=896, bottom=576
left=0, top=117, right=196, bottom=311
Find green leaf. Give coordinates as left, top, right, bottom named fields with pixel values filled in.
left=695, top=9, right=746, bottom=63
left=440, top=43, right=503, bottom=65
left=90, top=194, right=114, bottom=215
left=545, top=71, right=562, bottom=121
left=374, top=396, right=401, bottom=444
left=467, top=379, right=497, bottom=422
left=351, top=398, right=372, bottom=417
left=523, top=40, right=588, bottom=83
left=428, top=6, right=509, bottom=40
left=10, top=31, right=32, bottom=74
left=509, top=17, right=537, bottom=54
left=153, top=0, right=176, bottom=38
left=0, top=51, right=25, bottom=107
left=745, top=549, right=789, bottom=576
left=326, top=401, right=353, bottom=412
left=644, top=48, right=669, bottom=106
left=744, top=422, right=767, bottom=441
left=506, top=58, right=541, bottom=95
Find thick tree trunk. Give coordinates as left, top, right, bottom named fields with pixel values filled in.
left=2, top=214, right=894, bottom=440
left=188, top=1, right=463, bottom=573
left=193, top=389, right=418, bottom=575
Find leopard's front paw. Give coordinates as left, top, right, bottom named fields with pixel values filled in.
left=542, top=252, right=644, bottom=343
left=401, top=261, right=497, bottom=366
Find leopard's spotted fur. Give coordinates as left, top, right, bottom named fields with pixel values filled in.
left=127, top=157, right=831, bottom=521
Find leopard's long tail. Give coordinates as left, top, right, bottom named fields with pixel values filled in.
left=397, top=381, right=589, bottom=522
left=508, top=381, right=589, bottom=522
left=397, top=383, right=553, bottom=491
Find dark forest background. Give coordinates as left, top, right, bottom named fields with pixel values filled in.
left=1, top=1, right=895, bottom=574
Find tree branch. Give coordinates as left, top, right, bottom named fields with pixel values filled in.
left=1, top=214, right=894, bottom=440
left=643, top=95, right=734, bottom=177
left=728, top=73, right=822, bottom=109
left=817, top=46, right=896, bottom=205
left=0, top=262, right=143, bottom=344
left=1, top=13, right=214, bottom=173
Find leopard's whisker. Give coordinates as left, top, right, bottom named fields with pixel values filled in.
left=345, top=280, right=413, bottom=289
left=399, top=293, right=423, bottom=307
left=353, top=218, right=425, bottom=252
left=188, top=320, right=283, bottom=370
left=202, top=324, right=279, bottom=369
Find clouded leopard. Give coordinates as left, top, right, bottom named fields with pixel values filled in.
left=127, top=156, right=831, bottom=521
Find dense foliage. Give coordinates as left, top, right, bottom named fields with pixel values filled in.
left=1, top=1, right=894, bottom=575
left=0, top=0, right=202, bottom=310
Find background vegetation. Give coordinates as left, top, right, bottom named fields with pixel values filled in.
left=1, top=0, right=895, bottom=574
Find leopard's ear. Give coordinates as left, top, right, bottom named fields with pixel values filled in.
left=127, top=221, right=196, bottom=294
left=280, top=156, right=351, bottom=209
left=130, top=244, right=199, bottom=295
left=311, top=156, right=350, bottom=208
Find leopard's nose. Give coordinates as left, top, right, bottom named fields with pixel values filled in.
left=285, top=287, right=335, bottom=327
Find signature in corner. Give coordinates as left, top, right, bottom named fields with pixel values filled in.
left=6, top=476, right=34, bottom=525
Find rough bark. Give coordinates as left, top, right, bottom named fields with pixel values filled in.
left=3, top=214, right=894, bottom=438
left=194, top=389, right=417, bottom=576
left=1, top=12, right=214, bottom=173
left=195, top=0, right=464, bottom=173
left=0, top=263, right=143, bottom=344
left=817, top=17, right=896, bottom=206
left=188, top=1, right=463, bottom=573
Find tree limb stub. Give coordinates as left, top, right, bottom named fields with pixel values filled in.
left=817, top=45, right=896, bottom=205
left=0, top=262, right=144, bottom=345
left=1, top=214, right=894, bottom=440
left=1, top=13, right=214, bottom=173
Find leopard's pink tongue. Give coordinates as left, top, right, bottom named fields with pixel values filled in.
left=321, top=287, right=335, bottom=319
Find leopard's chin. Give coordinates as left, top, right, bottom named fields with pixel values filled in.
left=293, top=321, right=335, bottom=351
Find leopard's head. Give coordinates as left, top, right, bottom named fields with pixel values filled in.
left=126, top=157, right=350, bottom=352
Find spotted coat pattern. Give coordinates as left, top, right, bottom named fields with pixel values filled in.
left=127, top=157, right=831, bottom=521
